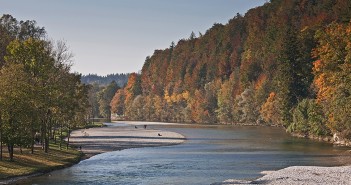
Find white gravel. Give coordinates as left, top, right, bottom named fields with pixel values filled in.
left=219, top=166, right=351, bottom=185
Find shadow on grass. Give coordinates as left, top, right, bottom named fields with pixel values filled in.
left=0, top=144, right=82, bottom=180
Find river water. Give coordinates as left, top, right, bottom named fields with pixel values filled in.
left=23, top=124, right=349, bottom=185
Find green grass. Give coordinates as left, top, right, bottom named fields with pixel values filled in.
left=0, top=142, right=82, bottom=180
left=0, top=123, right=104, bottom=180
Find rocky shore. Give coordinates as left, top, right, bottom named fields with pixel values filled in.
left=219, top=165, right=351, bottom=185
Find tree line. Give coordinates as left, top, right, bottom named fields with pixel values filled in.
left=87, top=81, right=120, bottom=121
left=81, top=73, right=129, bottom=87
left=110, top=0, right=351, bottom=141
left=82, top=74, right=129, bottom=122
left=0, top=14, right=90, bottom=161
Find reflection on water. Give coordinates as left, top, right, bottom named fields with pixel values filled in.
left=22, top=125, right=349, bottom=185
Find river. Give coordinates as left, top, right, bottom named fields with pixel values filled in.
left=22, top=124, right=349, bottom=185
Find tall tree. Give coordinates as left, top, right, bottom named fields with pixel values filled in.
left=110, top=89, right=126, bottom=116
left=0, top=63, right=33, bottom=161
left=5, top=38, right=55, bottom=153
left=313, top=22, right=351, bottom=136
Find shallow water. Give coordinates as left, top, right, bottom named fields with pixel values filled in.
left=23, top=124, right=349, bottom=185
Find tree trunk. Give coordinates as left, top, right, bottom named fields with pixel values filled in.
left=59, top=123, right=63, bottom=149
left=45, top=137, right=49, bottom=153
left=0, top=117, right=2, bottom=161
left=92, top=112, right=95, bottom=124
left=66, top=126, right=70, bottom=150
left=0, top=139, right=2, bottom=161
left=41, top=120, right=45, bottom=150
left=45, top=119, right=50, bottom=153
left=53, top=127, right=56, bottom=144
left=0, top=113, right=2, bottom=161
left=31, top=119, right=35, bottom=154
left=31, top=135, right=34, bottom=154
left=45, top=112, right=51, bottom=153
left=7, top=144, right=13, bottom=161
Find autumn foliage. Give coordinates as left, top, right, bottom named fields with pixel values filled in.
left=312, top=22, right=351, bottom=136
left=110, top=0, right=351, bottom=138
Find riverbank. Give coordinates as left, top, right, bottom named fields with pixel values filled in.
left=218, top=147, right=351, bottom=185
left=0, top=143, right=82, bottom=185
left=0, top=121, right=185, bottom=184
left=218, top=164, right=351, bottom=185
left=69, top=121, right=186, bottom=159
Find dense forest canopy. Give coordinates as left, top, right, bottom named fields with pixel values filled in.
left=111, top=0, right=351, bottom=140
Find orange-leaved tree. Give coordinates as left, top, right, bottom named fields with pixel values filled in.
left=313, top=22, right=351, bottom=136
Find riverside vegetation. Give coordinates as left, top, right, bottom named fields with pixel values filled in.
left=0, top=14, right=125, bottom=180
left=0, top=14, right=96, bottom=179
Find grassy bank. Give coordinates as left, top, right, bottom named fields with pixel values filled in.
left=0, top=122, right=106, bottom=181
left=0, top=142, right=82, bottom=180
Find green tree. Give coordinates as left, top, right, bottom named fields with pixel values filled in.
left=5, top=38, right=56, bottom=153
left=87, top=83, right=102, bottom=119
left=0, top=63, right=33, bottom=161
left=236, top=86, right=259, bottom=123
left=0, top=14, right=46, bottom=66
left=0, top=15, right=89, bottom=160
left=288, top=99, right=329, bottom=137
left=98, top=81, right=119, bottom=120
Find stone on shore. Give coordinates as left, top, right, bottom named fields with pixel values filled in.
left=218, top=166, right=351, bottom=185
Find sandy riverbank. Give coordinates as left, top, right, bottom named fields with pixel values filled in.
left=69, top=121, right=186, bottom=159
left=219, top=165, right=351, bottom=185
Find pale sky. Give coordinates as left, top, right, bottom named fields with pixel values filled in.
left=1, top=0, right=266, bottom=75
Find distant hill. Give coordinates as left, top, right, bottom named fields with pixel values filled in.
left=81, top=73, right=129, bottom=87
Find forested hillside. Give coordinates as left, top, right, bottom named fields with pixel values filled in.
left=81, top=73, right=129, bottom=87
left=111, top=0, right=351, bottom=139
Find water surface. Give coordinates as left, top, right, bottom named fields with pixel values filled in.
left=23, top=124, right=349, bottom=185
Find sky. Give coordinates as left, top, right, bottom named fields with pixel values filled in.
left=1, top=0, right=266, bottom=76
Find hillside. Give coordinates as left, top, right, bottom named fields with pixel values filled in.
left=111, top=0, right=351, bottom=140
